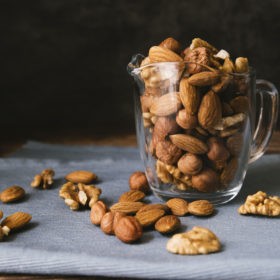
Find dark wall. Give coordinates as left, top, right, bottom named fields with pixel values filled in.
left=1, top=0, right=279, bottom=136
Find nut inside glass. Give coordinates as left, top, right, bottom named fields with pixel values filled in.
left=128, top=55, right=278, bottom=204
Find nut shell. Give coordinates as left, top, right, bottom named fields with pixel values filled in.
left=188, top=200, right=214, bottom=216
left=166, top=198, right=188, bottom=216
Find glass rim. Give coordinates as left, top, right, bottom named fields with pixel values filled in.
left=132, top=60, right=255, bottom=77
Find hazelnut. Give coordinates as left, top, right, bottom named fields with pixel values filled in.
left=191, top=168, right=220, bottom=192
left=159, top=37, right=181, bottom=54
left=129, top=171, right=150, bottom=194
left=152, top=117, right=180, bottom=147
left=207, top=137, right=230, bottom=162
left=176, top=109, right=198, bottom=129
left=90, top=201, right=107, bottom=226
left=114, top=216, right=143, bottom=243
left=100, top=212, right=115, bottom=235
left=155, top=140, right=182, bottom=165
left=113, top=212, right=126, bottom=232
left=177, top=153, right=203, bottom=175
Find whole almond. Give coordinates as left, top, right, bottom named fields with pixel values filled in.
left=90, top=201, right=107, bottom=225
left=188, top=71, right=220, bottom=86
left=155, top=215, right=181, bottom=234
left=1, top=212, right=32, bottom=234
left=159, top=37, right=181, bottom=53
left=119, top=190, right=145, bottom=202
left=229, top=96, right=249, bottom=114
left=135, top=209, right=165, bottom=227
left=166, top=198, right=189, bottom=216
left=100, top=212, right=115, bottom=235
left=110, top=202, right=144, bottom=214
left=150, top=92, right=182, bottom=117
left=221, top=158, right=238, bottom=186
left=114, top=216, right=143, bottom=243
left=179, top=78, right=200, bottom=115
left=149, top=46, right=183, bottom=63
left=0, top=186, right=25, bottom=203
left=198, top=91, right=222, bottom=129
left=65, top=170, right=97, bottom=184
left=188, top=200, right=214, bottom=216
left=170, top=134, right=208, bottom=154
left=137, top=203, right=170, bottom=214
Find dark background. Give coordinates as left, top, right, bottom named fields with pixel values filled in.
left=1, top=0, right=279, bottom=140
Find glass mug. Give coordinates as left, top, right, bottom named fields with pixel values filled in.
left=128, top=54, right=278, bottom=204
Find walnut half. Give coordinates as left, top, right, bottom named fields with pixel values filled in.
left=238, top=191, right=280, bottom=217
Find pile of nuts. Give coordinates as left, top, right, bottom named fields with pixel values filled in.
left=1, top=166, right=280, bottom=255
left=138, top=37, right=250, bottom=192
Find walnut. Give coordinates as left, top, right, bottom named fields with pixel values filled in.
left=155, top=140, right=182, bottom=165
left=184, top=47, right=211, bottom=74
left=166, top=226, right=221, bottom=255
left=238, top=191, right=280, bottom=217
left=156, top=160, right=192, bottom=190
left=30, top=169, right=55, bottom=189
left=59, top=182, right=101, bottom=210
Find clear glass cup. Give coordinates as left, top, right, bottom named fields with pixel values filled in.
left=128, top=54, right=278, bottom=204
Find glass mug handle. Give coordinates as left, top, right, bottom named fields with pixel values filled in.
left=249, top=79, right=279, bottom=163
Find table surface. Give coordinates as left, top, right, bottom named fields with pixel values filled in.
left=1, top=131, right=280, bottom=280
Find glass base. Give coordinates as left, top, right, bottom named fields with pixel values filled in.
left=151, top=184, right=242, bottom=205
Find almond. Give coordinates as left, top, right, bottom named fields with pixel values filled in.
left=188, top=71, right=220, bottom=86
left=0, top=186, right=25, bottom=203
left=179, top=78, right=200, bottom=115
left=118, top=190, right=145, bottom=202
left=166, top=198, right=189, bottom=216
left=149, top=46, right=183, bottom=63
left=90, top=201, right=107, bottom=225
left=150, top=92, right=182, bottom=117
left=137, top=203, right=170, bottom=214
left=229, top=96, right=249, bottom=114
left=114, top=216, right=143, bottom=243
left=159, top=37, right=181, bottom=54
left=198, top=91, right=222, bottom=128
left=110, top=202, right=144, bottom=214
left=221, top=158, right=238, bottom=186
left=155, top=215, right=181, bottom=234
left=170, top=134, right=208, bottom=154
left=135, top=209, right=165, bottom=227
left=1, top=212, right=32, bottom=235
left=188, top=200, right=214, bottom=216
left=65, top=170, right=97, bottom=184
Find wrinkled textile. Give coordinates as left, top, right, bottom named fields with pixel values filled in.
left=0, top=142, right=279, bottom=280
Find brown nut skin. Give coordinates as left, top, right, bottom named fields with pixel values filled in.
left=0, top=186, right=25, bottom=203
left=90, top=201, right=107, bottom=226
left=114, top=216, right=143, bottom=243
left=155, top=140, right=183, bottom=165
left=155, top=215, right=181, bottom=234
left=176, top=109, right=198, bottom=129
left=177, top=153, right=203, bottom=175
left=159, top=37, right=181, bottom=54
left=100, top=212, right=115, bottom=235
left=207, top=137, right=230, bottom=162
left=191, top=168, right=220, bottom=192
left=129, top=171, right=150, bottom=194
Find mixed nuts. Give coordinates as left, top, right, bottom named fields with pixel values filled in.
left=138, top=37, right=250, bottom=193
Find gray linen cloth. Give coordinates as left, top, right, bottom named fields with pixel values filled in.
left=0, top=141, right=280, bottom=280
